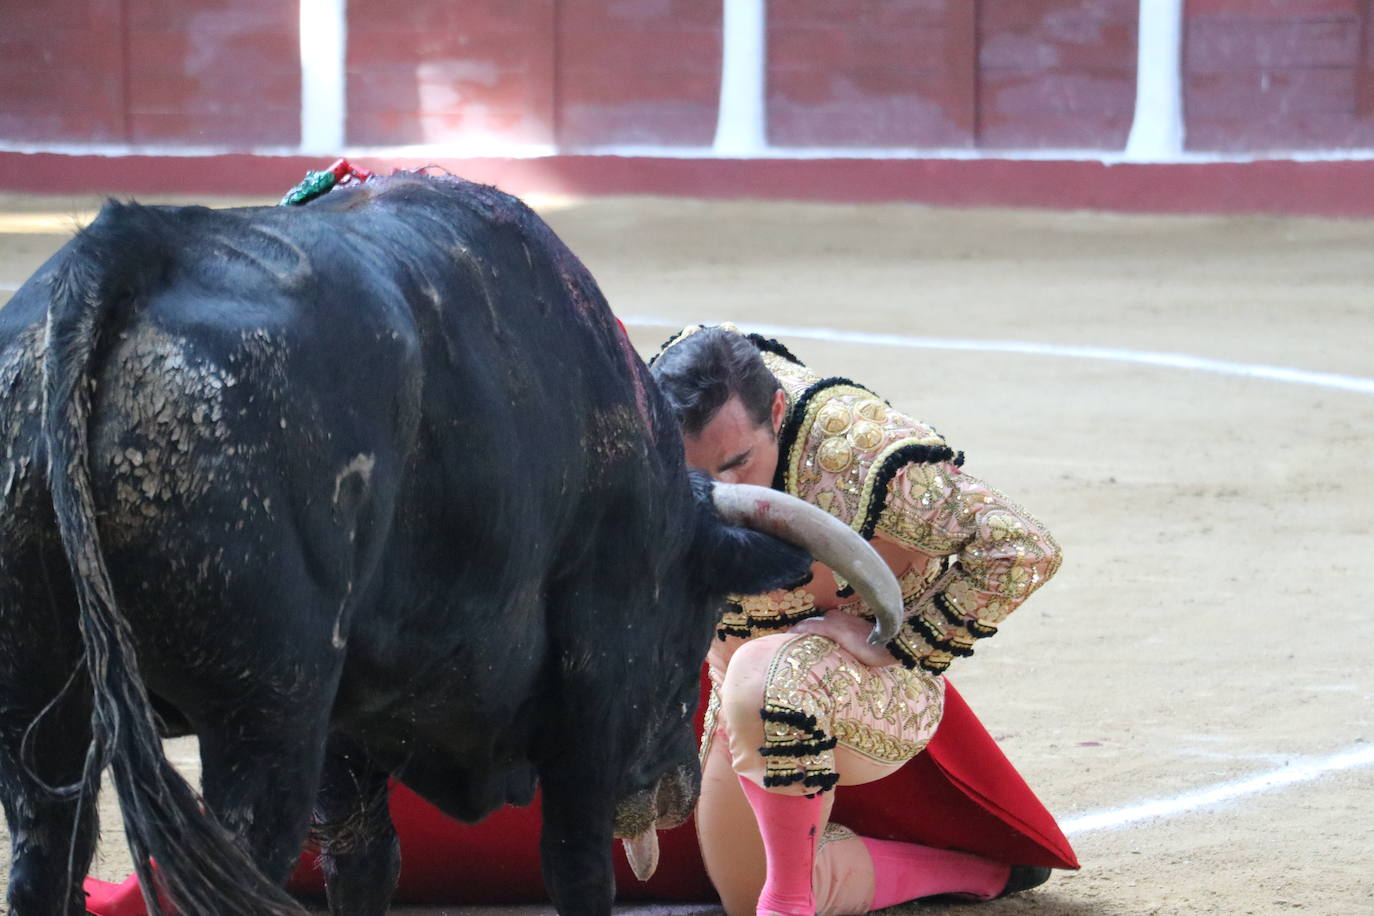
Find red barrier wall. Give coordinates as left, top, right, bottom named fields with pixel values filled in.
left=1184, top=0, right=1374, bottom=152
left=557, top=0, right=722, bottom=149
left=2, top=0, right=299, bottom=147
left=0, top=0, right=1143, bottom=153
left=6, top=151, right=1374, bottom=218
left=5, top=1, right=1374, bottom=212
left=13, top=1, right=1374, bottom=155
left=765, top=1, right=976, bottom=148
left=762, top=0, right=1138, bottom=149
left=978, top=0, right=1138, bottom=149
left=2, top=0, right=124, bottom=144
left=346, top=1, right=557, bottom=147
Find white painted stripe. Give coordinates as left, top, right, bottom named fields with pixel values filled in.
left=1062, top=744, right=1374, bottom=834
left=713, top=0, right=768, bottom=156
left=621, top=316, right=1374, bottom=396
left=298, top=0, right=347, bottom=154
left=1125, top=0, right=1185, bottom=162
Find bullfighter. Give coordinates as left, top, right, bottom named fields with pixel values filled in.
left=648, top=324, right=1072, bottom=915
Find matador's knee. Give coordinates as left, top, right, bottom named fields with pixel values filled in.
left=717, top=633, right=842, bottom=795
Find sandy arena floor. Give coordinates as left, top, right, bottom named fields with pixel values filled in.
left=1, top=190, right=1371, bottom=915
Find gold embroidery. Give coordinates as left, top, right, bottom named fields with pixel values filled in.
left=742, top=588, right=816, bottom=621
left=652, top=321, right=738, bottom=359
left=817, top=437, right=854, bottom=473
left=721, top=587, right=821, bottom=638
left=832, top=718, right=931, bottom=763
left=874, top=462, right=965, bottom=555
left=761, top=635, right=945, bottom=779
left=891, top=629, right=955, bottom=674
left=817, top=821, right=857, bottom=854
left=699, top=684, right=721, bottom=765
left=765, top=354, right=956, bottom=546
left=848, top=419, right=884, bottom=452
left=855, top=398, right=888, bottom=423
left=834, top=562, right=946, bottom=619
left=726, top=342, right=1061, bottom=657
left=815, top=402, right=853, bottom=436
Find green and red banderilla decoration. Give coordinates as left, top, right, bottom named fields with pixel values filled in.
left=279, top=158, right=374, bottom=206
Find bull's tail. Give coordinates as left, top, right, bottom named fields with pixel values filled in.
left=41, top=202, right=304, bottom=915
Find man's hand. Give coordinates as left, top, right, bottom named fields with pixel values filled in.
left=791, top=609, right=899, bottom=667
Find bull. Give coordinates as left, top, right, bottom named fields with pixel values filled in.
left=0, top=174, right=902, bottom=915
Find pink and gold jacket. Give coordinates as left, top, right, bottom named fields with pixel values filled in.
left=661, top=327, right=1062, bottom=675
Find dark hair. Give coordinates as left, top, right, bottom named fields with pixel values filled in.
left=650, top=328, right=781, bottom=436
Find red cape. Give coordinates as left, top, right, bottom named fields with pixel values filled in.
left=83, top=677, right=1076, bottom=914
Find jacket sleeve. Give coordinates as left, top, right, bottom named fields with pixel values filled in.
left=872, top=460, right=1062, bottom=673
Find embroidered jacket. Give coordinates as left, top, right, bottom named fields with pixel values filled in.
left=657, top=326, right=1062, bottom=675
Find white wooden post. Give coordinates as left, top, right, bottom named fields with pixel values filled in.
left=713, top=0, right=767, bottom=155
left=1125, top=0, right=1186, bottom=160
left=299, top=0, right=347, bottom=154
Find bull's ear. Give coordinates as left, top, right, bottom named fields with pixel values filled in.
left=689, top=472, right=813, bottom=596
left=695, top=520, right=814, bottom=598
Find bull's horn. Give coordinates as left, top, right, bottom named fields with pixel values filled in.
left=622, top=829, right=660, bottom=882
left=712, top=483, right=903, bottom=645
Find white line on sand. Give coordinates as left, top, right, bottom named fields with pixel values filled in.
left=622, top=317, right=1374, bottom=396
left=1061, top=744, right=1374, bottom=834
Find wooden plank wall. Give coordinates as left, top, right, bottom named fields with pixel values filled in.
left=977, top=0, right=1138, bottom=149
left=1184, top=0, right=1374, bottom=151
left=765, top=0, right=1137, bottom=149
left=556, top=0, right=722, bottom=148
left=765, top=0, right=978, bottom=147
left=0, top=0, right=300, bottom=146
left=2, top=1, right=1372, bottom=154
left=346, top=1, right=558, bottom=147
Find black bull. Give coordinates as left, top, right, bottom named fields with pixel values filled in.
left=0, top=175, right=835, bottom=915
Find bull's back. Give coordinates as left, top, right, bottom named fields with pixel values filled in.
left=16, top=181, right=673, bottom=719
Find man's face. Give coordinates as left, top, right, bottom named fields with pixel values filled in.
left=682, top=390, right=786, bottom=487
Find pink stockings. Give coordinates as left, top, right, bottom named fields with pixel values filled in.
left=733, top=773, right=1009, bottom=915
left=701, top=633, right=1010, bottom=914
left=862, top=836, right=1009, bottom=908
left=737, top=777, right=824, bottom=916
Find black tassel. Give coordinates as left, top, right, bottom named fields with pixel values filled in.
left=746, top=333, right=804, bottom=365
left=802, top=772, right=840, bottom=792
left=917, top=656, right=951, bottom=674
left=764, top=772, right=806, bottom=788
left=965, top=618, right=998, bottom=639
left=760, top=736, right=839, bottom=757
left=761, top=705, right=819, bottom=732
left=933, top=591, right=964, bottom=627
left=907, top=612, right=973, bottom=656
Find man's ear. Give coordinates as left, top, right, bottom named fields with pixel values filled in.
left=770, top=388, right=786, bottom=435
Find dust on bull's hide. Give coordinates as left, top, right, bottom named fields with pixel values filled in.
left=583, top=404, right=647, bottom=484
left=332, top=452, right=375, bottom=519
left=95, top=323, right=296, bottom=566
left=329, top=453, right=374, bottom=648
left=0, top=325, right=45, bottom=516
left=101, top=324, right=237, bottom=525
